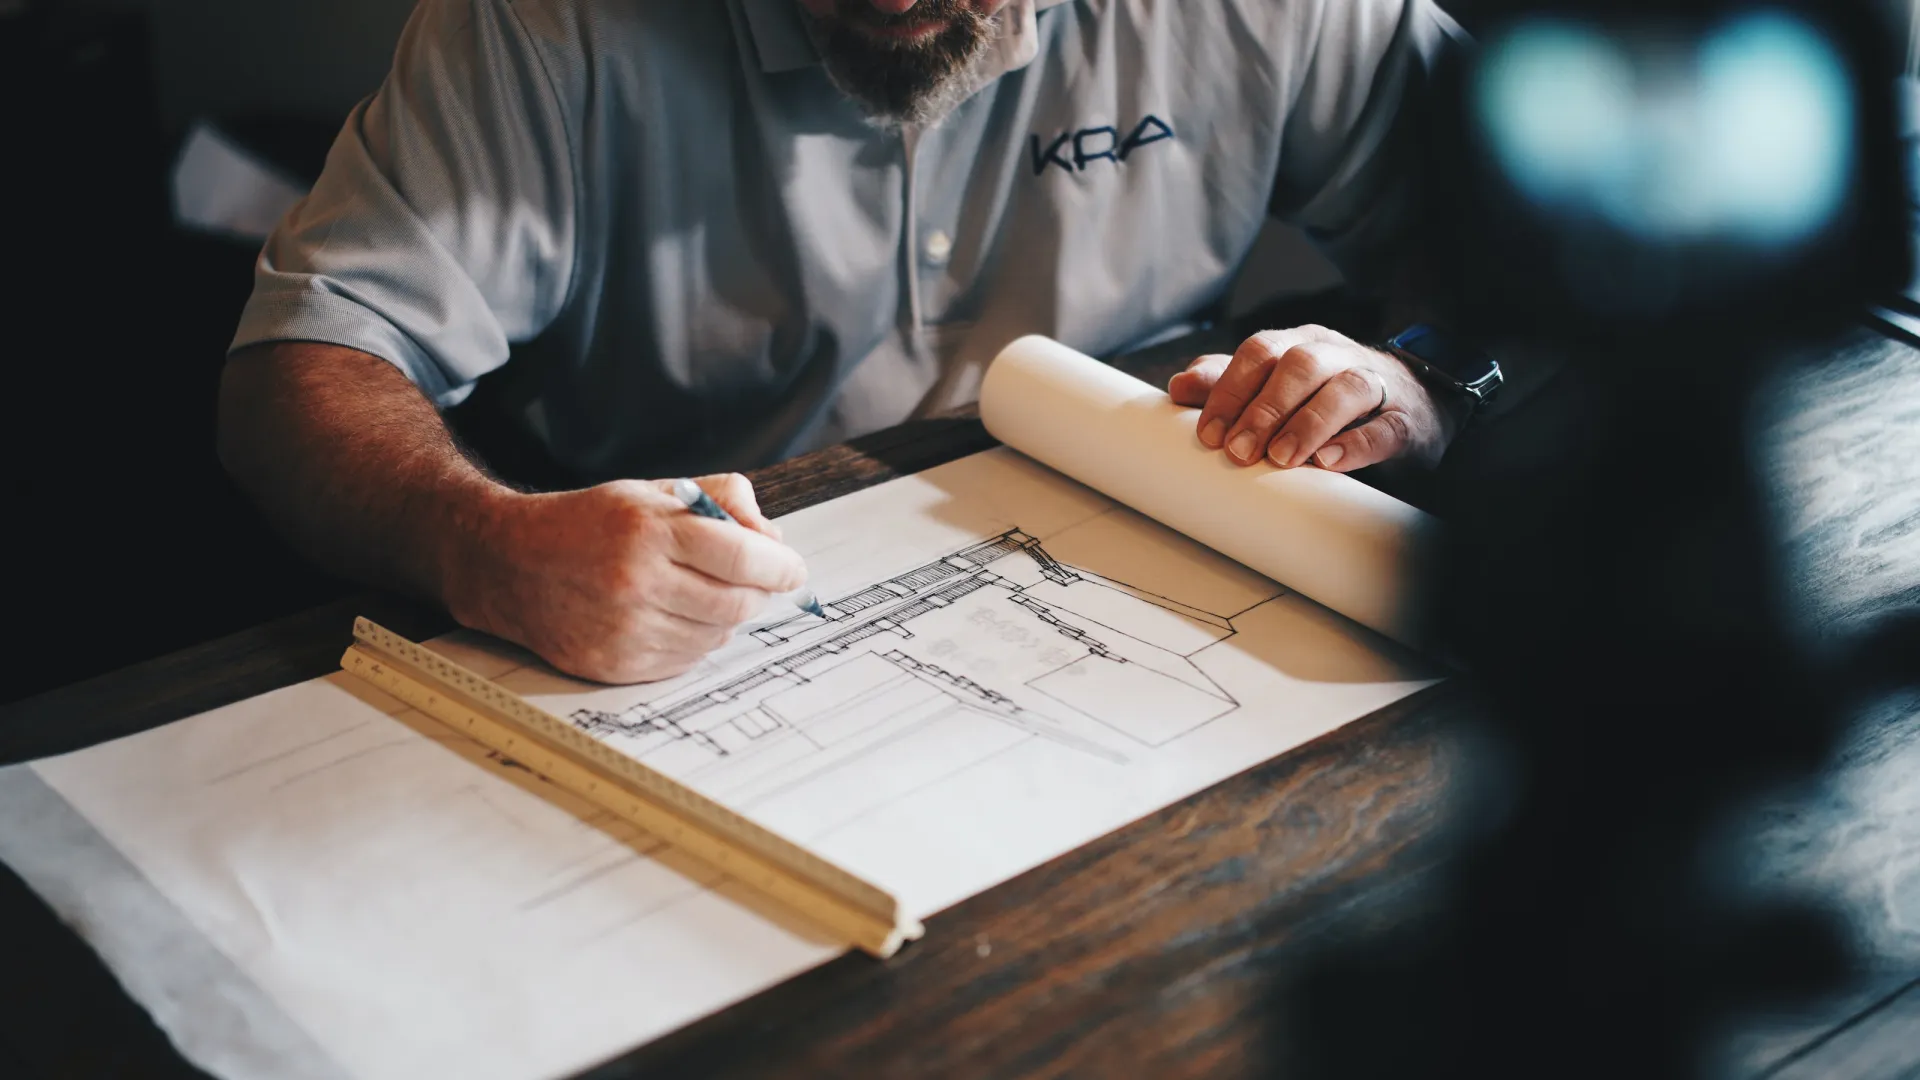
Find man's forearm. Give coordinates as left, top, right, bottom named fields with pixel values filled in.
left=217, top=341, right=811, bottom=684
left=217, top=342, right=505, bottom=605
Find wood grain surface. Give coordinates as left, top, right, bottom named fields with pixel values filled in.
left=0, top=324, right=1913, bottom=1079
left=591, top=685, right=1470, bottom=1079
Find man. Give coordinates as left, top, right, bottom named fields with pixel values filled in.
left=219, top=0, right=1466, bottom=684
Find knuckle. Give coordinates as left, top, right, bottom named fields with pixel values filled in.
left=1205, top=380, right=1253, bottom=412
left=1239, top=400, right=1287, bottom=433
left=618, top=499, right=666, bottom=547
left=1202, top=388, right=1250, bottom=418
left=1247, top=329, right=1289, bottom=354
left=1329, top=367, right=1375, bottom=396
left=1305, top=324, right=1359, bottom=348
left=602, top=478, right=646, bottom=500
left=605, top=556, right=651, bottom=600
left=1278, top=344, right=1324, bottom=372
left=1231, top=334, right=1285, bottom=371
left=1377, top=410, right=1414, bottom=446
left=604, top=563, right=638, bottom=600
left=1295, top=400, right=1338, bottom=431
left=603, top=480, right=655, bottom=519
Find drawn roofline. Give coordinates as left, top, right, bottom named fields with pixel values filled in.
left=568, top=525, right=1269, bottom=773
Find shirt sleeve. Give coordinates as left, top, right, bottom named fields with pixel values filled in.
left=230, top=0, right=577, bottom=407
left=1269, top=0, right=1466, bottom=293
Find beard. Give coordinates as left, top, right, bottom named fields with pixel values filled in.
left=801, top=0, right=999, bottom=128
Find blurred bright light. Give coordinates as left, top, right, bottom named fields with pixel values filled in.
left=1476, top=11, right=1856, bottom=248
left=1698, top=14, right=1855, bottom=243
left=1477, top=21, right=1638, bottom=210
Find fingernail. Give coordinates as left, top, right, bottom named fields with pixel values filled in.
left=1227, top=430, right=1259, bottom=462
left=1316, top=445, right=1345, bottom=469
left=1200, top=418, right=1227, bottom=447
left=1268, top=434, right=1299, bottom=468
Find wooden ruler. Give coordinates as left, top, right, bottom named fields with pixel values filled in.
left=339, top=617, right=923, bottom=958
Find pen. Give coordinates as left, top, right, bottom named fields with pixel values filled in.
left=672, top=478, right=827, bottom=618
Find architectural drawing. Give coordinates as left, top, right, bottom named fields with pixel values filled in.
left=1, top=445, right=1439, bottom=1080
left=570, top=527, right=1282, bottom=813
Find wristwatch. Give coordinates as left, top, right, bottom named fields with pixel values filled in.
left=1381, top=325, right=1504, bottom=417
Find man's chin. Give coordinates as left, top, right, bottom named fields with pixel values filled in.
left=806, top=14, right=995, bottom=127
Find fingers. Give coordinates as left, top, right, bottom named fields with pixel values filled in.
left=696, top=472, right=782, bottom=539
left=668, top=514, right=808, bottom=593
left=1187, top=326, right=1436, bottom=472
left=628, top=473, right=800, bottom=587
left=1310, top=410, right=1415, bottom=473
left=1194, top=332, right=1294, bottom=449
left=1195, top=327, right=1348, bottom=452
left=491, top=480, right=796, bottom=686
left=1218, top=343, right=1337, bottom=465
left=1169, top=354, right=1231, bottom=407
left=1265, top=367, right=1386, bottom=470
left=654, top=564, right=776, bottom=628
left=640, top=607, right=736, bottom=653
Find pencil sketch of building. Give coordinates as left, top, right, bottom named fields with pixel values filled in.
left=569, top=527, right=1268, bottom=826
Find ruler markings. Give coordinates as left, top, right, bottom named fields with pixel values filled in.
left=340, top=619, right=922, bottom=958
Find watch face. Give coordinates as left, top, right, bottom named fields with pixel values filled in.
left=1394, top=325, right=1498, bottom=385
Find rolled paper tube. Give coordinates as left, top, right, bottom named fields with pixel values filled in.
left=978, top=335, right=1436, bottom=648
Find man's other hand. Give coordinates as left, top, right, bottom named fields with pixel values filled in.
left=446, top=474, right=808, bottom=685
left=1169, top=325, right=1458, bottom=472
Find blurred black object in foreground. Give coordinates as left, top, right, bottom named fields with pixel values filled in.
left=1274, top=2, right=1913, bottom=1076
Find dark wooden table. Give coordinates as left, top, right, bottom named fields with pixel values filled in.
left=2, top=325, right=1915, bottom=1079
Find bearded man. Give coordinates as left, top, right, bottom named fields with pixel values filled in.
left=218, top=0, right=1468, bottom=684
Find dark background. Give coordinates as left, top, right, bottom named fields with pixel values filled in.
left=0, top=0, right=404, bottom=703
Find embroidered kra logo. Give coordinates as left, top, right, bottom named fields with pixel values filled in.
left=1029, top=115, right=1175, bottom=176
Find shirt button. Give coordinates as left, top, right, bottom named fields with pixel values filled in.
left=923, top=229, right=953, bottom=267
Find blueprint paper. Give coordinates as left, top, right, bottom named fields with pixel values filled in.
left=5, top=445, right=1437, bottom=1080
left=982, top=335, right=1438, bottom=645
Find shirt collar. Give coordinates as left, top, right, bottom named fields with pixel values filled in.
left=741, top=0, right=1075, bottom=76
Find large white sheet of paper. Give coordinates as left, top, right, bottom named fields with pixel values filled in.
left=1, top=361, right=1440, bottom=1079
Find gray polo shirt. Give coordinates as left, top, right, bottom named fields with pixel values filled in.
left=233, top=0, right=1461, bottom=482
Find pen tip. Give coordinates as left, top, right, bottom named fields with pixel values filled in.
left=797, top=590, right=825, bottom=618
